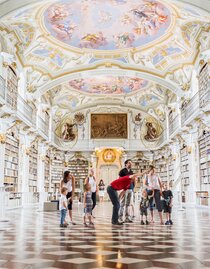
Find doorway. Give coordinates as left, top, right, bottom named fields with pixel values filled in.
left=99, top=165, right=119, bottom=188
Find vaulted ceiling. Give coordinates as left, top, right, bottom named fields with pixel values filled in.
left=0, top=0, right=209, bottom=122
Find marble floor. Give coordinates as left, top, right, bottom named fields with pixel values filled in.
left=0, top=203, right=210, bottom=269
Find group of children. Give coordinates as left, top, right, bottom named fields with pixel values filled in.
left=59, top=182, right=173, bottom=227
left=60, top=183, right=94, bottom=227
left=139, top=183, right=173, bottom=225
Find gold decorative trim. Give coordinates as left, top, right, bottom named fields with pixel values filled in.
left=0, top=134, right=6, bottom=144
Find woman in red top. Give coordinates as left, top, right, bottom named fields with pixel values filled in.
left=107, top=171, right=146, bottom=225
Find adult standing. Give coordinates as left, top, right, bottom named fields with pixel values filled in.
left=107, top=171, right=146, bottom=225
left=84, top=170, right=97, bottom=216
left=98, top=179, right=105, bottom=203
left=60, top=170, right=76, bottom=225
left=143, top=165, right=163, bottom=224
left=118, top=159, right=134, bottom=223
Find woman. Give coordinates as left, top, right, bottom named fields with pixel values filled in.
left=143, top=165, right=163, bottom=224
left=60, top=170, right=76, bottom=225
left=98, top=179, right=105, bottom=203
left=85, top=170, right=97, bottom=216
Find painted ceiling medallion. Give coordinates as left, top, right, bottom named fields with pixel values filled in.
left=68, top=75, right=149, bottom=94
left=42, top=0, right=173, bottom=52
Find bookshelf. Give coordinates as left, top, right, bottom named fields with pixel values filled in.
left=6, top=66, right=18, bottom=110
left=155, top=158, right=168, bottom=183
left=4, top=135, right=19, bottom=192
left=198, top=61, right=210, bottom=108
left=168, top=155, right=174, bottom=187
left=51, top=156, right=64, bottom=193
left=67, top=159, right=89, bottom=191
left=29, top=144, right=38, bottom=192
left=131, top=159, right=150, bottom=189
left=44, top=155, right=50, bottom=192
left=199, top=132, right=210, bottom=186
left=180, top=147, right=190, bottom=187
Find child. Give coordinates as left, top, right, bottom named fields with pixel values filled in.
left=59, top=187, right=68, bottom=228
left=139, top=189, right=150, bottom=225
left=83, top=183, right=94, bottom=226
left=162, top=183, right=173, bottom=225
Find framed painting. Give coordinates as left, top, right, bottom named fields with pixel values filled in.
left=91, top=114, right=127, bottom=139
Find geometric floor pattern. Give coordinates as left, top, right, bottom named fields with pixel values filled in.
left=0, top=202, right=210, bottom=269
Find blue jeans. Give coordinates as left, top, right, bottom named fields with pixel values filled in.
left=107, top=186, right=120, bottom=224
left=60, top=209, right=67, bottom=225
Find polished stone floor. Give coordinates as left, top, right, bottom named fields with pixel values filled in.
left=0, top=203, right=210, bottom=269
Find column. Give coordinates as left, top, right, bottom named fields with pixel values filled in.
left=0, top=134, right=6, bottom=220
left=0, top=134, right=6, bottom=188
left=37, top=141, right=48, bottom=209
left=171, top=141, right=182, bottom=205
left=0, top=118, right=17, bottom=218
left=91, top=152, right=97, bottom=177
left=186, top=129, right=199, bottom=206
left=165, top=107, right=170, bottom=141
left=18, top=131, right=35, bottom=206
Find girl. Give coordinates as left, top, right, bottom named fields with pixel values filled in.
left=84, top=170, right=97, bottom=216
left=98, top=179, right=105, bottom=202
left=83, top=183, right=94, bottom=226
left=60, top=170, right=76, bottom=225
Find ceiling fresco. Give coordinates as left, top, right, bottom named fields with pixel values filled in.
left=46, top=79, right=171, bottom=110
left=43, top=0, right=172, bottom=51
left=1, top=0, right=208, bottom=79
left=68, top=76, right=149, bottom=94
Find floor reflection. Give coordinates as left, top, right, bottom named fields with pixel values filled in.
left=0, top=203, right=210, bottom=268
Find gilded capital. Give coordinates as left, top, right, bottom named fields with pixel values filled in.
left=3, top=62, right=8, bottom=68
left=0, top=134, right=6, bottom=144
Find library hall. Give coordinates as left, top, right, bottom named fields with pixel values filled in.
left=0, top=0, right=210, bottom=268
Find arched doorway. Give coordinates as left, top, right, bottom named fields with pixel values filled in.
left=99, top=165, right=119, bottom=187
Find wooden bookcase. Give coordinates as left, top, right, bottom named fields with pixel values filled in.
left=168, top=155, right=174, bottom=186
left=131, top=159, right=150, bottom=189
left=198, top=61, right=210, bottom=108
left=180, top=147, right=190, bottom=187
left=6, top=66, right=18, bottom=110
left=51, top=156, right=64, bottom=194
left=4, top=135, right=19, bottom=192
left=29, top=144, right=38, bottom=192
left=44, top=156, right=50, bottom=192
left=67, top=159, right=89, bottom=192
left=199, top=132, right=210, bottom=186
left=155, top=158, right=168, bottom=183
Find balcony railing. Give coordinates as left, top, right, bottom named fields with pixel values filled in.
left=17, top=95, right=34, bottom=125
left=199, top=61, right=210, bottom=109
left=0, top=75, right=6, bottom=101
left=181, top=92, right=200, bottom=126
left=169, top=115, right=180, bottom=137
left=37, top=116, right=49, bottom=137
left=158, top=130, right=168, bottom=146
left=199, top=85, right=210, bottom=109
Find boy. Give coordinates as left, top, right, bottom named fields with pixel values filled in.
left=140, top=189, right=150, bottom=225
left=59, top=187, right=68, bottom=227
left=162, top=183, right=173, bottom=225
